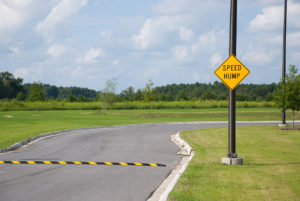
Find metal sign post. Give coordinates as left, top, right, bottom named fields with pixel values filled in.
left=215, top=0, right=245, bottom=165
left=281, top=0, right=287, bottom=126
left=228, top=0, right=237, bottom=159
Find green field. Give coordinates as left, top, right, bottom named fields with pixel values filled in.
left=0, top=100, right=275, bottom=111
left=1, top=108, right=299, bottom=150
left=169, top=126, right=300, bottom=201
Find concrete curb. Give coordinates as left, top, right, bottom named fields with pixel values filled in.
left=172, top=132, right=193, bottom=156
left=147, top=132, right=194, bottom=201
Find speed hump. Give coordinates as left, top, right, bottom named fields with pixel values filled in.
left=214, top=55, right=250, bottom=90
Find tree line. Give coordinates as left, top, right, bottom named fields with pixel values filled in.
left=0, top=71, right=288, bottom=102
left=0, top=72, right=97, bottom=102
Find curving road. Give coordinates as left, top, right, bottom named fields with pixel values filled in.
left=0, top=122, right=278, bottom=201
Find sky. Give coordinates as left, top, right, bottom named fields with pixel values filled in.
left=0, top=0, right=300, bottom=92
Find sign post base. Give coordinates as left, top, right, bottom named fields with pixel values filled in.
left=221, top=157, right=243, bottom=165
left=278, top=123, right=288, bottom=128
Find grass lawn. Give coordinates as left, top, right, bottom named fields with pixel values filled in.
left=168, top=125, right=300, bottom=201
left=0, top=108, right=299, bottom=149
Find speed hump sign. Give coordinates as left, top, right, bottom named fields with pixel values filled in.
left=214, top=55, right=250, bottom=90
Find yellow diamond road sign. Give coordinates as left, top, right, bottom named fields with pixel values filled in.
left=214, top=55, right=250, bottom=90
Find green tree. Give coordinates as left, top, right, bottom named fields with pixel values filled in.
left=67, top=93, right=77, bottom=102
left=201, top=90, right=217, bottom=100
left=0, top=72, right=24, bottom=99
left=28, top=82, right=45, bottom=111
left=46, top=85, right=59, bottom=99
left=16, top=92, right=26, bottom=101
left=274, top=65, right=300, bottom=128
left=120, top=86, right=135, bottom=101
left=78, top=94, right=87, bottom=102
left=143, top=80, right=156, bottom=114
left=100, top=78, right=117, bottom=111
left=134, top=89, right=143, bottom=101
left=285, top=65, right=300, bottom=128
left=176, top=90, right=188, bottom=101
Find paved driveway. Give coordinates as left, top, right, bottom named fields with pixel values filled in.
left=0, top=122, right=278, bottom=201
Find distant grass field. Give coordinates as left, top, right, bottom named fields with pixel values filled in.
left=0, top=100, right=275, bottom=111
left=169, top=126, right=300, bottom=201
left=0, top=108, right=299, bottom=150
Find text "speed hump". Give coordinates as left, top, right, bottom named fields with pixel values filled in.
left=214, top=55, right=250, bottom=90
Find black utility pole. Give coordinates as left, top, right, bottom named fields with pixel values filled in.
left=228, top=0, right=237, bottom=158
left=282, top=0, right=287, bottom=125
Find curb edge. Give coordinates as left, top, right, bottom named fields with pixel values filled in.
left=147, top=132, right=194, bottom=201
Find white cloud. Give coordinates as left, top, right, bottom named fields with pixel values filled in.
left=192, top=73, right=200, bottom=82
left=13, top=65, right=44, bottom=82
left=13, top=67, right=29, bottom=79
left=4, top=0, right=36, bottom=8
left=144, top=67, right=161, bottom=80
left=252, top=0, right=283, bottom=6
left=71, top=66, right=83, bottom=78
left=192, top=30, right=226, bottom=53
left=288, top=1, right=300, bottom=28
left=172, top=45, right=189, bottom=61
left=133, top=0, right=227, bottom=51
left=69, top=65, right=101, bottom=80
left=198, top=30, right=225, bottom=46
left=0, top=0, right=53, bottom=38
left=210, top=53, right=222, bottom=69
left=270, top=65, right=281, bottom=71
left=47, top=44, right=65, bottom=58
left=152, top=0, right=196, bottom=15
left=152, top=0, right=225, bottom=16
left=179, top=27, right=194, bottom=42
left=77, top=48, right=105, bottom=64
left=287, top=31, right=300, bottom=47
left=242, top=50, right=276, bottom=66
left=133, top=16, right=181, bottom=50
left=249, top=1, right=300, bottom=32
left=0, top=3, right=23, bottom=34
left=112, top=59, right=119, bottom=65
left=9, top=46, right=20, bottom=54
left=70, top=65, right=100, bottom=80
left=35, top=0, right=87, bottom=42
left=100, top=30, right=112, bottom=40
left=249, top=5, right=282, bottom=31
left=292, top=51, right=300, bottom=63
left=261, top=34, right=282, bottom=45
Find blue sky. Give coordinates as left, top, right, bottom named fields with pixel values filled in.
left=1, top=0, right=300, bottom=91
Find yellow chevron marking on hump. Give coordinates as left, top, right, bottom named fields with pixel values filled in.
left=0, top=160, right=166, bottom=167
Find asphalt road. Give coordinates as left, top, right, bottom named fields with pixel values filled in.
left=0, top=122, right=278, bottom=201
